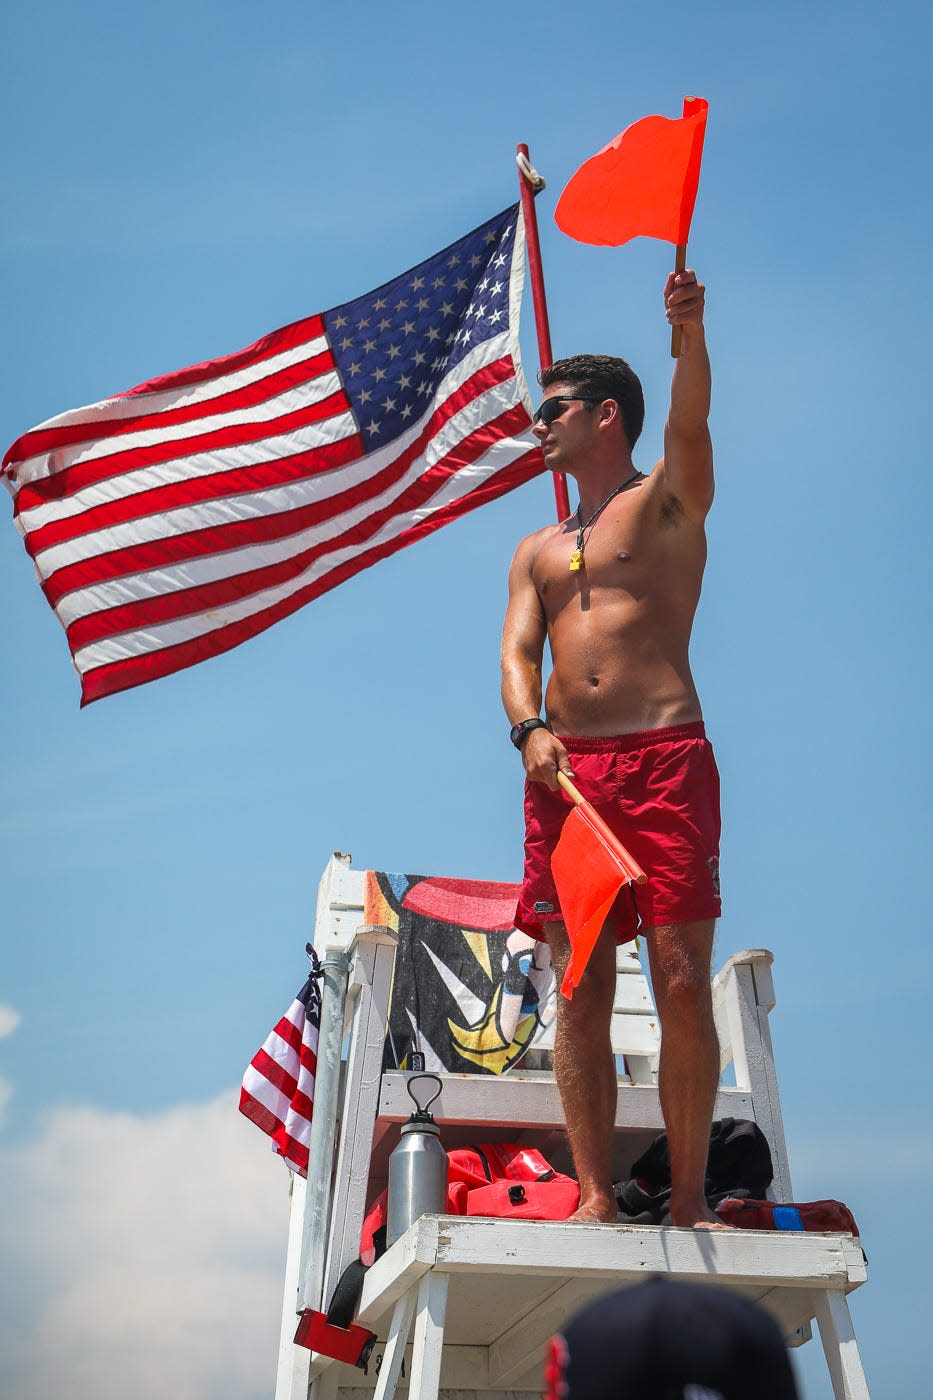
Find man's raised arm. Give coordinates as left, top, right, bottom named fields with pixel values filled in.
left=661, top=269, right=714, bottom=518
left=501, top=533, right=574, bottom=790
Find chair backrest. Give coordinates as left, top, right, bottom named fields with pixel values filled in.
left=356, top=865, right=660, bottom=1077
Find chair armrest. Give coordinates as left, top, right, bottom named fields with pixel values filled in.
left=711, top=949, right=776, bottom=1074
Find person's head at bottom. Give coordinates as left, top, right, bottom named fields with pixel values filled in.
left=544, top=1277, right=799, bottom=1400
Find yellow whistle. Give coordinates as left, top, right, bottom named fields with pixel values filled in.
left=568, top=550, right=583, bottom=573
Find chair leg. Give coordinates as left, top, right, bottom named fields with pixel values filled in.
left=813, top=1289, right=871, bottom=1399
left=406, top=1271, right=449, bottom=1400
left=309, top=1368, right=339, bottom=1400
left=372, top=1290, right=416, bottom=1400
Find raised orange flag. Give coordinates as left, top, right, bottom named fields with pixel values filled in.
left=551, top=774, right=646, bottom=1000
left=555, top=96, right=708, bottom=248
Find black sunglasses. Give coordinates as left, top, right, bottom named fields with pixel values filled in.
left=532, top=395, right=599, bottom=427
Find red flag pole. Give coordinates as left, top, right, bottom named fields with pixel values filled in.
left=516, top=143, right=571, bottom=523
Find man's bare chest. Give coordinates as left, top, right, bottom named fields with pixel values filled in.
left=533, top=495, right=658, bottom=610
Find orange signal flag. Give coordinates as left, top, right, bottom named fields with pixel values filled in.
left=551, top=777, right=647, bottom=1001
left=555, top=96, right=709, bottom=248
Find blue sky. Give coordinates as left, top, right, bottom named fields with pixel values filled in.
left=2, top=2, right=930, bottom=1396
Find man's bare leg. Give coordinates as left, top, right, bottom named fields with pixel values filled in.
left=544, top=921, right=618, bottom=1222
left=646, top=919, right=731, bottom=1229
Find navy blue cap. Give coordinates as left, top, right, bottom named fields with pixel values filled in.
left=545, top=1277, right=799, bottom=1399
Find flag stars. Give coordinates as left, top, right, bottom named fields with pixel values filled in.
left=363, top=338, right=376, bottom=353
left=469, top=254, right=482, bottom=268
left=484, top=230, right=497, bottom=244
left=440, top=301, right=454, bottom=316
left=413, top=350, right=427, bottom=365
left=374, top=366, right=387, bottom=381
left=448, top=253, right=461, bottom=267
left=402, top=320, right=416, bottom=335
left=387, top=344, right=402, bottom=359
left=426, top=326, right=441, bottom=341
left=374, top=297, right=388, bottom=310
left=357, top=316, right=371, bottom=329
left=366, top=419, right=381, bottom=435
left=489, top=308, right=503, bottom=324
left=339, top=336, right=353, bottom=350
left=410, top=275, right=425, bottom=290
left=400, top=404, right=413, bottom=420
left=416, top=297, right=430, bottom=311
left=359, top=389, right=373, bottom=403
left=432, top=275, right=445, bottom=289
left=454, top=277, right=468, bottom=292
left=348, top=361, right=362, bottom=375
left=490, top=280, right=503, bottom=296
left=493, top=253, right=507, bottom=268
left=333, top=313, right=348, bottom=328
left=395, top=297, right=408, bottom=311
left=378, top=317, right=391, bottom=331
left=399, top=374, right=412, bottom=389
left=382, top=396, right=397, bottom=411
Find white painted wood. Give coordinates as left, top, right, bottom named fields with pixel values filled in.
left=614, top=975, right=656, bottom=1013
left=309, top=1368, right=339, bottom=1400
left=407, top=1272, right=449, bottom=1400
left=274, top=1172, right=313, bottom=1400
left=486, top=1276, right=603, bottom=1386
left=372, top=1293, right=416, bottom=1400
left=323, top=930, right=399, bottom=1306
left=377, top=1070, right=753, bottom=1131
left=814, top=1290, right=872, bottom=1400
left=427, top=1216, right=862, bottom=1287
left=712, top=954, right=794, bottom=1202
left=348, top=1217, right=867, bottom=1398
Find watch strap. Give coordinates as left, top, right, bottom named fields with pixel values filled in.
left=510, top=717, right=547, bottom=749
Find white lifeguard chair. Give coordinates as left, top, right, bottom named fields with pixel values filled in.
left=274, top=853, right=869, bottom=1400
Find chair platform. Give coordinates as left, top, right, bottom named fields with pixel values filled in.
left=309, top=1215, right=867, bottom=1396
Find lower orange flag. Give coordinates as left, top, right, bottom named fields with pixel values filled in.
left=555, top=96, right=708, bottom=248
left=551, top=775, right=647, bottom=1000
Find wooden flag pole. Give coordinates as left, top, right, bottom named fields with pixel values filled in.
left=670, top=241, right=687, bottom=358
left=516, top=143, right=571, bottom=524
left=556, top=771, right=648, bottom=884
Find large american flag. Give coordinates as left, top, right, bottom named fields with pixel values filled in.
left=3, top=205, right=542, bottom=704
left=239, top=944, right=322, bottom=1176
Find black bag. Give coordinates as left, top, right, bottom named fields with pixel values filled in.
left=614, top=1118, right=774, bottom=1225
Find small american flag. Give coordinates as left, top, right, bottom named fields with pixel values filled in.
left=3, top=205, right=541, bottom=704
left=239, top=944, right=322, bottom=1176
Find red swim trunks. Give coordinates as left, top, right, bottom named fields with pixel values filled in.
left=514, top=721, right=722, bottom=942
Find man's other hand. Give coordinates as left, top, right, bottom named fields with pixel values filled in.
left=664, top=269, right=705, bottom=329
left=523, top=729, right=575, bottom=790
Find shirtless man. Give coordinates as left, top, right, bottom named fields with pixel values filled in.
left=501, top=269, right=726, bottom=1228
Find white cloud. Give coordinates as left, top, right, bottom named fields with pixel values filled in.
left=0, top=1090, right=291, bottom=1400
left=0, top=1004, right=21, bottom=1038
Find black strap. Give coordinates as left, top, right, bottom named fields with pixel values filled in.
left=325, top=1259, right=369, bottom=1330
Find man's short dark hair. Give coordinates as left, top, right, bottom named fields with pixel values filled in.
left=540, top=354, right=645, bottom=449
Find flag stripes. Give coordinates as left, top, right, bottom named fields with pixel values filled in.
left=3, top=205, right=541, bottom=703
left=239, top=946, right=323, bottom=1177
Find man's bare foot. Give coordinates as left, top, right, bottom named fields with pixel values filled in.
left=569, top=1192, right=618, bottom=1224
left=667, top=1199, right=737, bottom=1230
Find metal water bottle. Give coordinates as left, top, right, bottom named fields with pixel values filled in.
left=386, top=1073, right=448, bottom=1247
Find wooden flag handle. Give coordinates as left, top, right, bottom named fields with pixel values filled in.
left=555, top=770, right=586, bottom=806
left=556, top=772, right=647, bottom=885
left=670, top=242, right=687, bottom=358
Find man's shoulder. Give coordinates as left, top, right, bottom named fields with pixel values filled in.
left=513, top=520, right=565, bottom=562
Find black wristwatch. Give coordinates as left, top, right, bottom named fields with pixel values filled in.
left=510, top=717, right=548, bottom=749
